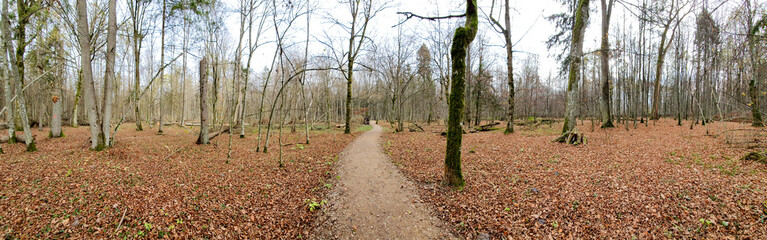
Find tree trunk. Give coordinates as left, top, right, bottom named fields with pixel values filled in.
left=502, top=0, right=515, bottom=134
left=197, top=57, right=209, bottom=144
left=103, top=0, right=116, bottom=146
left=444, top=0, right=478, bottom=188
left=133, top=15, right=143, bottom=131
left=748, top=11, right=764, bottom=127
left=2, top=0, right=34, bottom=151
left=2, top=41, right=15, bottom=143
left=50, top=87, right=62, bottom=138
left=72, top=70, right=81, bottom=127
left=158, top=0, right=166, bottom=134
left=557, top=0, right=590, bottom=144
left=77, top=0, right=105, bottom=150
left=599, top=0, right=614, bottom=128
left=345, top=62, right=353, bottom=134
left=181, top=13, right=188, bottom=126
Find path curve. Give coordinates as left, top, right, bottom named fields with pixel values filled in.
left=312, top=121, right=452, bottom=239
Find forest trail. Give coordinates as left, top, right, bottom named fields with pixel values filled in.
left=312, top=122, right=453, bottom=239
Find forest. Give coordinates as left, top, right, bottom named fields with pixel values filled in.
left=1, top=0, right=766, bottom=238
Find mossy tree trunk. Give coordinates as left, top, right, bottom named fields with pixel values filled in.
left=558, top=0, right=590, bottom=144
left=444, top=0, right=478, bottom=188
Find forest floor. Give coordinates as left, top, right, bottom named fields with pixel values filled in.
left=312, top=122, right=453, bottom=239
left=0, top=123, right=357, bottom=239
left=383, top=119, right=767, bottom=239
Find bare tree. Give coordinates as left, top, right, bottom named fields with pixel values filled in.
left=555, top=0, right=589, bottom=144
left=599, top=0, right=615, bottom=128
left=197, top=57, right=209, bottom=144
left=323, top=0, right=383, bottom=134
left=488, top=0, right=516, bottom=133
left=649, top=0, right=694, bottom=120
left=103, top=0, right=117, bottom=146
left=77, top=0, right=106, bottom=150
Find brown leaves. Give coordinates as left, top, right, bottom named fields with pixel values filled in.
left=0, top=124, right=353, bottom=238
left=384, top=120, right=767, bottom=239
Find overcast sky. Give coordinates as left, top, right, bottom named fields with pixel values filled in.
left=215, top=0, right=572, bottom=79
left=213, top=0, right=708, bottom=87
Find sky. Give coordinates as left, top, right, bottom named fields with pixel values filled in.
left=212, top=0, right=666, bottom=88
left=217, top=0, right=568, bottom=78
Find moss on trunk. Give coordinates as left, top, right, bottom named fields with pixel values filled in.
left=444, top=0, right=478, bottom=188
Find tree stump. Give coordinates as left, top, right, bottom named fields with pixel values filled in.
left=554, top=130, right=584, bottom=145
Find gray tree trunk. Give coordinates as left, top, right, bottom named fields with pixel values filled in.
left=72, top=72, right=81, bottom=127
left=599, top=0, right=614, bottom=128
left=2, top=51, right=15, bottom=143
left=197, top=57, right=209, bottom=144
left=77, top=0, right=105, bottom=150
left=103, top=0, right=116, bottom=145
left=502, top=0, right=515, bottom=134
left=158, top=0, right=166, bottom=134
left=2, top=0, right=33, bottom=151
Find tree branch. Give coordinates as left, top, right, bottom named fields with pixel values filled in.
left=393, top=12, right=466, bottom=27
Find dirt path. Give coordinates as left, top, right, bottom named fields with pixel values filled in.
left=313, top=122, right=452, bottom=239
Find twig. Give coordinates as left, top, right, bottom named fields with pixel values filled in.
left=162, top=147, right=186, bottom=161
left=115, top=208, right=127, bottom=234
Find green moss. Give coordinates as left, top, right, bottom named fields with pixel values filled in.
left=443, top=0, right=478, bottom=188
left=92, top=143, right=105, bottom=151
left=26, top=141, right=37, bottom=152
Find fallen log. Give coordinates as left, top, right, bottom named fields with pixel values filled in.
left=475, top=122, right=500, bottom=131
left=208, top=127, right=231, bottom=140
left=741, top=151, right=767, bottom=164
left=412, top=123, right=426, bottom=132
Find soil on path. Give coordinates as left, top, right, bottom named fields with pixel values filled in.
left=312, top=122, right=453, bottom=239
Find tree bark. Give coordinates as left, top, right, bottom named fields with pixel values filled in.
left=72, top=71, right=81, bottom=127
left=77, top=0, right=105, bottom=150
left=2, top=37, right=15, bottom=143
left=502, top=0, right=515, bottom=134
left=599, top=0, right=614, bottom=128
left=444, top=0, right=478, bottom=188
left=158, top=0, right=166, bottom=134
left=197, top=57, right=209, bottom=144
left=2, top=0, right=34, bottom=151
left=133, top=2, right=144, bottom=131
left=103, top=0, right=116, bottom=145
left=557, top=0, right=590, bottom=144
left=748, top=7, right=764, bottom=127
